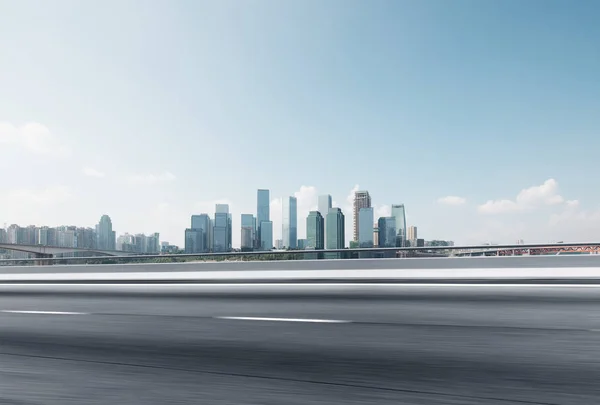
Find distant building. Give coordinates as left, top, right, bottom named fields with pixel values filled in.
left=241, top=214, right=256, bottom=251
left=191, top=214, right=211, bottom=252
left=373, top=223, right=379, bottom=247
left=275, top=239, right=283, bottom=250
left=306, top=211, right=324, bottom=250
left=358, top=207, right=374, bottom=248
left=282, top=196, right=298, bottom=249
left=318, top=194, right=332, bottom=238
left=353, top=191, right=371, bottom=242
left=326, top=208, right=345, bottom=255
left=407, top=226, right=417, bottom=241
left=391, top=204, right=407, bottom=247
left=96, top=215, right=116, bottom=250
left=260, top=221, right=273, bottom=251
left=213, top=204, right=231, bottom=252
left=185, top=229, right=204, bottom=254
left=257, top=189, right=270, bottom=245
left=297, top=239, right=308, bottom=250
left=377, top=217, right=396, bottom=248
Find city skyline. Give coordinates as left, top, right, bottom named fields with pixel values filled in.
left=1, top=2, right=599, bottom=247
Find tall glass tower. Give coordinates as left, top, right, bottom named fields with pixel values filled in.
left=358, top=207, right=374, bottom=248
left=282, top=196, right=297, bottom=249
left=306, top=211, right=324, bottom=249
left=96, top=215, right=116, bottom=250
left=391, top=204, right=407, bottom=247
left=326, top=208, right=345, bottom=250
left=257, top=189, right=270, bottom=244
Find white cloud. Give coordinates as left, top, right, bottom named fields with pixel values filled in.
left=3, top=186, right=73, bottom=205
left=375, top=204, right=391, bottom=218
left=127, top=171, right=176, bottom=185
left=0, top=122, right=71, bottom=157
left=0, top=186, right=76, bottom=226
left=437, top=196, right=466, bottom=206
left=82, top=167, right=105, bottom=178
left=478, top=179, right=566, bottom=214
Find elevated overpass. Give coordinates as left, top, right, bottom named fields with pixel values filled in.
left=0, top=243, right=136, bottom=259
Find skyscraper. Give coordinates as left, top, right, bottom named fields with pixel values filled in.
left=358, top=207, right=374, bottom=248
left=353, top=191, right=371, bottom=242
left=377, top=217, right=396, bottom=247
left=191, top=214, right=211, bottom=252
left=306, top=211, right=324, bottom=250
left=257, top=189, right=270, bottom=244
left=259, top=221, right=273, bottom=251
left=407, top=225, right=417, bottom=241
left=96, top=215, right=116, bottom=250
left=326, top=208, right=345, bottom=250
left=391, top=204, right=407, bottom=247
left=213, top=204, right=231, bottom=252
left=318, top=194, right=332, bottom=241
left=241, top=214, right=256, bottom=251
left=282, top=196, right=298, bottom=249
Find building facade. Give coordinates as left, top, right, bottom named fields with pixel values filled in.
left=377, top=217, right=397, bottom=248
left=391, top=204, right=407, bottom=247
left=241, top=214, right=256, bottom=251
left=213, top=204, right=231, bottom=252
left=326, top=208, right=345, bottom=250
left=259, top=221, right=273, bottom=251
left=96, top=215, right=116, bottom=250
left=353, top=191, right=371, bottom=242
left=257, top=189, right=270, bottom=244
left=306, top=211, right=324, bottom=250
left=358, top=207, right=374, bottom=248
left=282, top=196, right=298, bottom=249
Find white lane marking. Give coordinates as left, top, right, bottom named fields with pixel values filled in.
left=215, top=316, right=351, bottom=323
left=1, top=310, right=87, bottom=315
left=2, top=283, right=600, bottom=288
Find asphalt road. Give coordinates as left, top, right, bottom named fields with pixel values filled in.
left=1, top=286, right=600, bottom=404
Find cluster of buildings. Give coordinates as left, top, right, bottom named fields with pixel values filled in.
left=0, top=215, right=161, bottom=255
left=184, top=189, right=440, bottom=254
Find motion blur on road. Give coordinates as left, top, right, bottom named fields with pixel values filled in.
left=2, top=284, right=600, bottom=404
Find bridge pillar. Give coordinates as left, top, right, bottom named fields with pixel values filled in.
left=33, top=252, right=54, bottom=266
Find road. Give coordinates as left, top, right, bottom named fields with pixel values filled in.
left=1, top=286, right=600, bottom=404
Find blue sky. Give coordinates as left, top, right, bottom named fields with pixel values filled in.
left=1, top=0, right=599, bottom=246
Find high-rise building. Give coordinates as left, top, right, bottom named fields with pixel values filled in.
left=318, top=194, right=332, bottom=237
left=76, top=227, right=97, bottom=249
left=185, top=229, right=204, bottom=253
left=260, top=221, right=273, bottom=251
left=56, top=226, right=77, bottom=248
left=326, top=208, right=345, bottom=250
left=213, top=204, right=231, bottom=252
left=353, top=191, right=371, bottom=242
left=407, top=226, right=417, bottom=241
left=297, top=239, right=308, bottom=250
left=391, top=204, right=407, bottom=247
left=373, top=224, right=379, bottom=247
left=358, top=207, right=374, bottom=248
left=96, top=215, right=116, bottom=250
left=377, top=217, right=396, bottom=248
left=282, top=196, right=297, bottom=249
left=257, top=189, right=270, bottom=243
left=191, top=214, right=211, bottom=252
left=306, top=211, right=324, bottom=250
left=241, top=214, right=256, bottom=251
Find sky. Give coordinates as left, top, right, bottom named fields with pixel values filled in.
left=1, top=0, right=599, bottom=247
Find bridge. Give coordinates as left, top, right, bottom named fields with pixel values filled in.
left=0, top=243, right=136, bottom=259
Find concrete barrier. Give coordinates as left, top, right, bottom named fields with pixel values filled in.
left=3, top=255, right=600, bottom=275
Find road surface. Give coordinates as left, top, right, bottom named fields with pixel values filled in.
left=1, top=286, right=599, bottom=404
